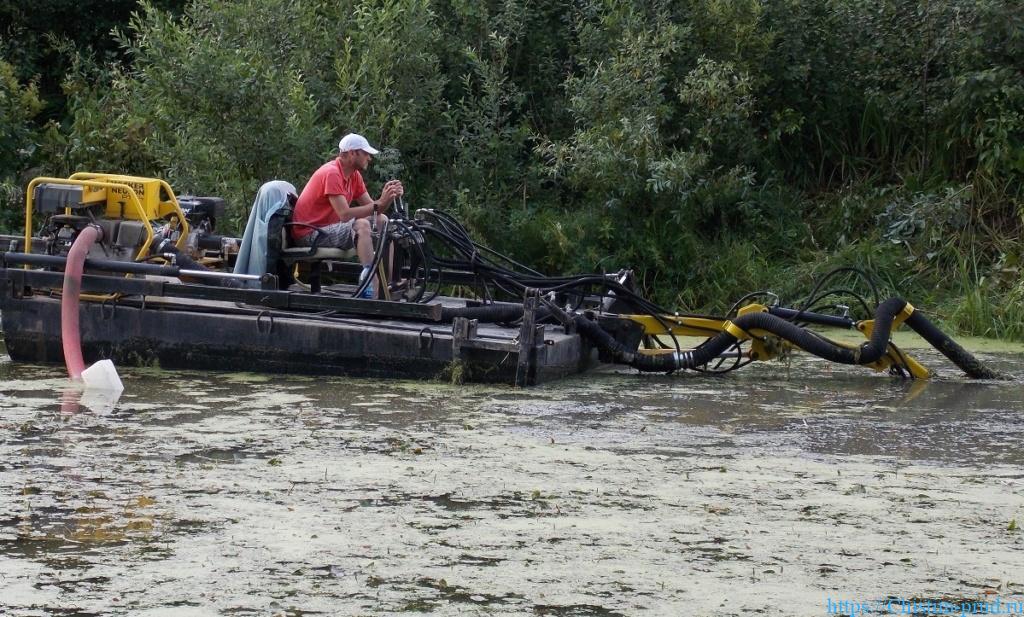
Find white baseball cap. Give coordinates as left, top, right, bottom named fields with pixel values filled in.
left=338, top=133, right=380, bottom=155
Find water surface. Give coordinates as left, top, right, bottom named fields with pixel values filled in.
left=2, top=345, right=1023, bottom=616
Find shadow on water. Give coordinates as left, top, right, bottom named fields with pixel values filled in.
left=486, top=350, right=1024, bottom=467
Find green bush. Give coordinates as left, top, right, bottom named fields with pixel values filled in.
left=2, top=0, right=1021, bottom=338
left=0, top=58, right=44, bottom=232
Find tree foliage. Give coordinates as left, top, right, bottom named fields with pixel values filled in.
left=1, top=0, right=1021, bottom=319
left=0, top=58, right=43, bottom=230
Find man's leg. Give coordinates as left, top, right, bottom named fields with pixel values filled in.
left=353, top=218, right=373, bottom=266
left=352, top=218, right=381, bottom=298
left=296, top=220, right=357, bottom=250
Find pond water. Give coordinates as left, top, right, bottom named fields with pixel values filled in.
left=2, top=344, right=1023, bottom=616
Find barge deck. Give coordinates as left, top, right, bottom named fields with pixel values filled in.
left=0, top=265, right=596, bottom=386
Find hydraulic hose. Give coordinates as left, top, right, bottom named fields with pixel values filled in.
left=353, top=218, right=390, bottom=298
left=575, top=297, right=1002, bottom=378
left=572, top=299, right=904, bottom=373
left=392, top=212, right=1003, bottom=379
left=572, top=313, right=685, bottom=372
left=152, top=239, right=219, bottom=284
left=904, top=310, right=1004, bottom=379
left=735, top=297, right=911, bottom=366
left=439, top=303, right=551, bottom=324
left=62, top=225, right=102, bottom=379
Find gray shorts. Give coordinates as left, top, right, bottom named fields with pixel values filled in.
left=295, top=220, right=356, bottom=250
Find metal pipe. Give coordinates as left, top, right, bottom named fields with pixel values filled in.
left=3, top=252, right=263, bottom=283
left=5, top=252, right=177, bottom=275
left=767, top=306, right=856, bottom=329
left=179, top=269, right=262, bottom=281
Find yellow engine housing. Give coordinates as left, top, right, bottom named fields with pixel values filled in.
left=25, top=172, right=190, bottom=258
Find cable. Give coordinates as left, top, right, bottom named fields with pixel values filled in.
left=726, top=290, right=778, bottom=317
left=790, top=267, right=881, bottom=324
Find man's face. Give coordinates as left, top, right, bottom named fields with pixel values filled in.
left=350, top=149, right=372, bottom=171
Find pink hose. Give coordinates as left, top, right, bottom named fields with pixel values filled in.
left=61, top=225, right=101, bottom=379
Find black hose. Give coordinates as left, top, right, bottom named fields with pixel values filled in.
left=574, top=297, right=1003, bottom=378
left=904, top=310, right=1005, bottom=379
left=414, top=214, right=676, bottom=316
left=405, top=213, right=1003, bottom=379
left=737, top=297, right=909, bottom=365
left=674, top=299, right=906, bottom=370
left=390, top=219, right=430, bottom=302
left=438, top=303, right=551, bottom=324
left=794, top=267, right=881, bottom=320
left=572, top=314, right=685, bottom=372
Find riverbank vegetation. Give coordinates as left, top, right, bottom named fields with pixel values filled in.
left=2, top=0, right=1021, bottom=338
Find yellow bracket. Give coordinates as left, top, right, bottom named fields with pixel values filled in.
left=830, top=337, right=930, bottom=379
left=851, top=302, right=928, bottom=378
left=623, top=313, right=728, bottom=338
left=856, top=302, right=915, bottom=339
left=621, top=304, right=785, bottom=361
left=722, top=321, right=749, bottom=341
left=734, top=304, right=786, bottom=361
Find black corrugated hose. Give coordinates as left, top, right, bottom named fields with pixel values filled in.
left=574, top=297, right=1004, bottom=379
left=439, top=303, right=552, bottom=324
left=903, top=310, right=1004, bottom=379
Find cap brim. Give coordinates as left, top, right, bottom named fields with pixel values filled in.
left=363, top=146, right=380, bottom=155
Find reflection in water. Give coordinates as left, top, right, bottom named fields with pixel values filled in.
left=1, top=348, right=1022, bottom=615
left=59, top=384, right=124, bottom=415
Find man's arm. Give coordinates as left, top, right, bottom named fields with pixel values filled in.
left=330, top=181, right=403, bottom=222
left=329, top=193, right=379, bottom=222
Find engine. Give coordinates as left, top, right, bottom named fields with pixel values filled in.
left=30, top=176, right=237, bottom=268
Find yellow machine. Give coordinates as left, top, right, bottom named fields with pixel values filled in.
left=25, top=172, right=191, bottom=260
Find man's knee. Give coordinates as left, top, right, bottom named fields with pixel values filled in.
left=353, top=218, right=371, bottom=237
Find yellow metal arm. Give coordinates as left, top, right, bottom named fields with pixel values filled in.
left=618, top=302, right=930, bottom=378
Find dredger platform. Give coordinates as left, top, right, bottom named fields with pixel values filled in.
left=0, top=173, right=1003, bottom=386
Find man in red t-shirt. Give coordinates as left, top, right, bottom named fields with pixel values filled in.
left=291, top=133, right=404, bottom=297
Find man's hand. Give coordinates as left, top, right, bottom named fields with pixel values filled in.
left=379, top=180, right=404, bottom=209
